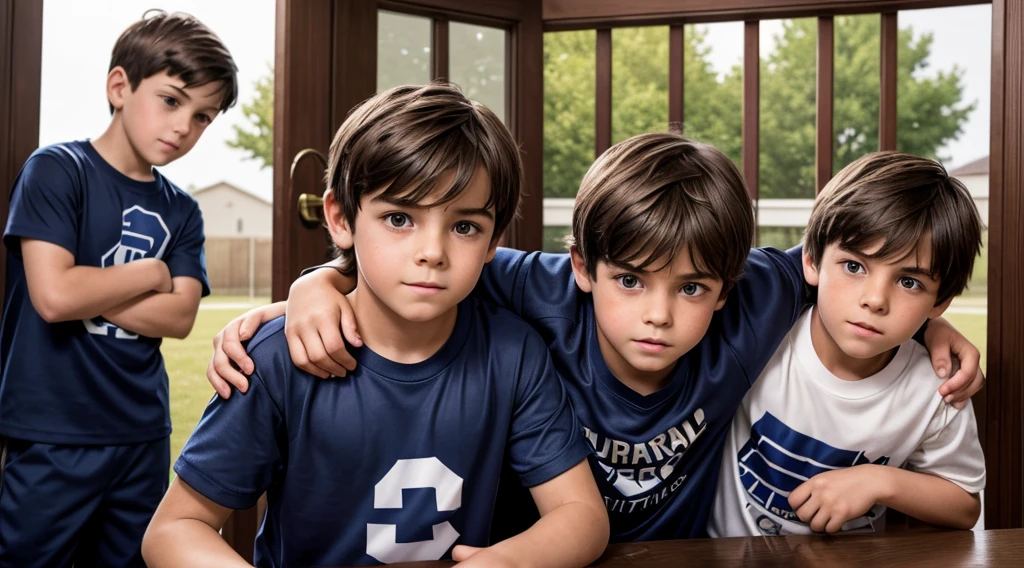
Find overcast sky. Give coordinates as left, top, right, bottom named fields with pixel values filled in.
left=39, top=1, right=991, bottom=203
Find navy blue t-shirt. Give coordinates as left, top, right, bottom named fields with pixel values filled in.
left=476, top=247, right=805, bottom=541
left=175, top=300, right=589, bottom=567
left=0, top=140, right=210, bottom=444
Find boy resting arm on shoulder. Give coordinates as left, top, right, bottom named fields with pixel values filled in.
left=708, top=151, right=985, bottom=537
left=143, top=83, right=607, bottom=567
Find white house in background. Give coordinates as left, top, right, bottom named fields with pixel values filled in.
left=950, top=156, right=989, bottom=225
left=190, top=181, right=272, bottom=238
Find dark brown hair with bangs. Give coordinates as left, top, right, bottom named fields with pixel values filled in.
left=325, top=83, right=522, bottom=275
left=804, top=151, right=983, bottom=305
left=108, top=10, right=238, bottom=114
left=570, top=133, right=754, bottom=293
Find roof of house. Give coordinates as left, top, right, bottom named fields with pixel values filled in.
left=190, top=181, right=272, bottom=204
left=949, top=155, right=988, bottom=177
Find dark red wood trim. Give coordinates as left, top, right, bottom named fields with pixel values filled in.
left=0, top=0, right=42, bottom=294
left=507, top=0, right=545, bottom=251
left=742, top=20, right=759, bottom=202
left=669, top=24, right=684, bottom=126
left=271, top=0, right=337, bottom=301
left=879, top=11, right=898, bottom=150
left=432, top=18, right=450, bottom=80
left=384, top=0, right=525, bottom=21
left=596, top=28, right=613, bottom=157
left=816, top=16, right=834, bottom=191
left=543, top=0, right=989, bottom=30
left=983, top=0, right=1024, bottom=530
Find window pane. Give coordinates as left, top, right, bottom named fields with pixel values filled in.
left=378, top=11, right=431, bottom=91
left=544, top=30, right=595, bottom=204
left=833, top=14, right=880, bottom=173
left=612, top=26, right=669, bottom=144
left=684, top=22, right=743, bottom=169
left=449, top=22, right=507, bottom=123
left=759, top=19, right=817, bottom=200
left=899, top=5, right=990, bottom=381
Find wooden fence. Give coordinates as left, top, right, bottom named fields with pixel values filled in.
left=204, top=237, right=273, bottom=297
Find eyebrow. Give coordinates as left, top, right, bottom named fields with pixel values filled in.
left=840, top=247, right=937, bottom=280
left=371, top=196, right=494, bottom=220
left=610, top=262, right=717, bottom=281
left=167, top=84, right=220, bottom=114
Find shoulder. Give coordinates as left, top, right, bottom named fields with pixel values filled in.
left=154, top=172, right=202, bottom=210
left=244, top=316, right=313, bottom=396
left=21, top=141, right=89, bottom=175
left=466, top=299, right=552, bottom=357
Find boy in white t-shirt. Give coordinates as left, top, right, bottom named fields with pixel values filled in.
left=708, top=151, right=985, bottom=537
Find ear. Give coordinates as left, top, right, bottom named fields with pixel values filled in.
left=802, top=250, right=820, bottom=287
left=569, top=246, right=594, bottom=293
left=714, top=289, right=728, bottom=312
left=106, top=66, right=130, bottom=112
left=483, top=239, right=499, bottom=263
left=928, top=296, right=954, bottom=320
left=323, top=189, right=354, bottom=250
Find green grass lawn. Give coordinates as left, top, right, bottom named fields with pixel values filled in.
left=164, top=305, right=258, bottom=472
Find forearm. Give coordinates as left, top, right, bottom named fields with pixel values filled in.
left=875, top=466, right=980, bottom=529
left=34, top=261, right=163, bottom=322
left=484, top=500, right=609, bottom=567
left=300, top=260, right=355, bottom=294
left=142, top=519, right=250, bottom=568
left=103, top=277, right=202, bottom=339
left=103, top=293, right=197, bottom=339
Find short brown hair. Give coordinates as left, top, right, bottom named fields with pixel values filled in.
left=109, top=10, right=238, bottom=113
left=326, top=83, right=523, bottom=275
left=804, top=151, right=983, bottom=305
left=570, top=133, right=754, bottom=292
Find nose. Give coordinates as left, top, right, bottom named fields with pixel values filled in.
left=643, top=293, right=672, bottom=327
left=172, top=112, right=191, bottom=138
left=415, top=226, right=447, bottom=268
left=860, top=276, right=889, bottom=314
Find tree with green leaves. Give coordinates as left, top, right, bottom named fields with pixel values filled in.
left=543, top=17, right=973, bottom=200
left=226, top=64, right=274, bottom=169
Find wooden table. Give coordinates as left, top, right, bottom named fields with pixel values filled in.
left=377, top=529, right=1024, bottom=567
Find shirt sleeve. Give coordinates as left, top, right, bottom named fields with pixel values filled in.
left=163, top=201, right=211, bottom=297
left=3, top=149, right=82, bottom=255
left=506, top=327, right=590, bottom=488
left=905, top=399, right=986, bottom=495
left=173, top=325, right=289, bottom=509
left=718, top=246, right=809, bottom=386
left=473, top=248, right=579, bottom=323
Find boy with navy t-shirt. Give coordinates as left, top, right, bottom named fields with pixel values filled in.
left=0, top=12, right=237, bottom=567
left=209, top=133, right=983, bottom=543
left=142, top=84, right=608, bottom=567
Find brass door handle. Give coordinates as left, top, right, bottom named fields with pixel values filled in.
left=298, top=193, right=324, bottom=224
left=291, top=148, right=328, bottom=228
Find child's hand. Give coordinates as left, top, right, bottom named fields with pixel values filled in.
left=789, top=465, right=881, bottom=533
left=923, top=316, right=984, bottom=408
left=206, top=303, right=285, bottom=398
left=283, top=268, right=362, bottom=379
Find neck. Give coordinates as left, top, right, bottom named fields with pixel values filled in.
left=348, top=283, right=458, bottom=365
left=91, top=117, right=155, bottom=181
left=595, top=330, right=675, bottom=396
left=809, top=307, right=896, bottom=381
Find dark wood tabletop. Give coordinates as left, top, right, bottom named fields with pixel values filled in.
left=375, top=529, right=1024, bottom=567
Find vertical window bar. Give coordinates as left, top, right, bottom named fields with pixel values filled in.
left=880, top=12, right=898, bottom=150
left=432, top=18, right=449, bottom=81
left=816, top=16, right=834, bottom=193
left=743, top=21, right=759, bottom=202
left=596, top=28, right=612, bottom=157
left=669, top=24, right=684, bottom=127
